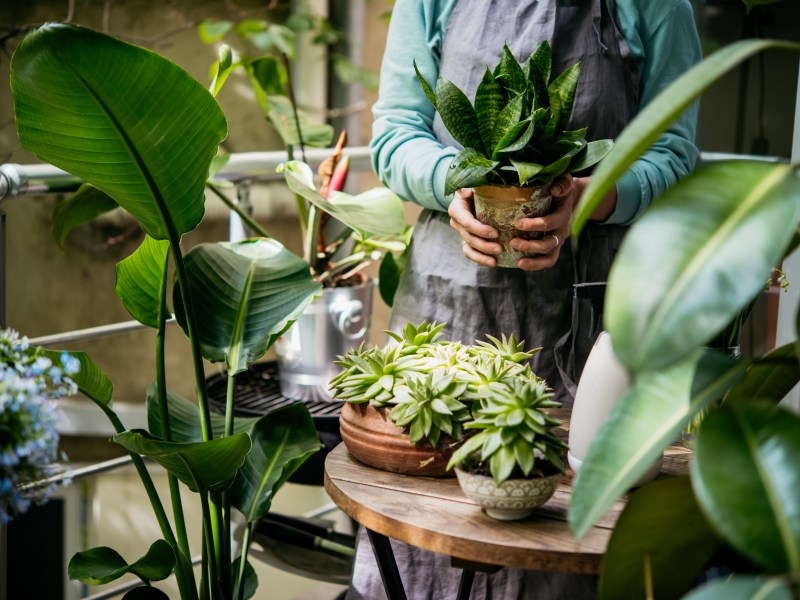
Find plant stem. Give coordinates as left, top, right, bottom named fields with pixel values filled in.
left=316, top=251, right=368, bottom=283
left=643, top=554, right=654, bottom=600
left=207, top=184, right=271, bottom=239
left=304, top=205, right=322, bottom=267
left=200, top=491, right=223, bottom=600
left=234, top=522, right=254, bottom=600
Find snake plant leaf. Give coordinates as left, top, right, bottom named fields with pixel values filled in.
left=146, top=383, right=259, bottom=443
left=445, top=148, right=499, bottom=196
left=115, top=236, right=170, bottom=329
left=493, top=44, right=527, bottom=97
left=475, top=68, right=505, bottom=153
left=68, top=540, right=175, bottom=585
left=692, top=401, right=800, bottom=572
left=573, top=39, right=800, bottom=236
left=548, top=62, right=580, bottom=130
left=230, top=403, right=322, bottom=522
left=527, top=40, right=552, bottom=87
left=569, top=348, right=747, bottom=539
left=263, top=94, right=334, bottom=148
left=174, top=239, right=322, bottom=374
left=122, top=587, right=170, bottom=599
left=413, top=60, right=438, bottom=111
left=569, top=139, right=614, bottom=173
left=508, top=160, right=544, bottom=186
left=683, top=576, right=793, bottom=600
left=606, top=161, right=800, bottom=373
left=112, top=429, right=252, bottom=493
left=724, top=343, right=800, bottom=404
left=281, top=160, right=407, bottom=237
left=495, top=117, right=535, bottom=155
left=435, top=77, right=485, bottom=154
left=598, top=477, right=720, bottom=600
left=210, top=44, right=233, bottom=97
left=11, top=23, right=227, bottom=240
left=52, top=184, right=119, bottom=250
left=34, top=347, right=114, bottom=409
left=490, top=94, right=528, bottom=159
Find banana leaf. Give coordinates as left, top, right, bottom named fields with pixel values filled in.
left=115, top=236, right=171, bottom=329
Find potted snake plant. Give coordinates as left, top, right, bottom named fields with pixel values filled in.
left=415, top=40, right=613, bottom=267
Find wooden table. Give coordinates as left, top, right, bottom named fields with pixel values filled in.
left=323, top=424, right=691, bottom=600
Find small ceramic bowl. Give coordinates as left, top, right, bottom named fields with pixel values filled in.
left=455, top=468, right=561, bottom=521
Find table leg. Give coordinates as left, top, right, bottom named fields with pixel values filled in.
left=366, top=529, right=408, bottom=600
left=456, top=569, right=475, bottom=600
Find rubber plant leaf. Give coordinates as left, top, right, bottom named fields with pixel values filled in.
left=146, top=383, right=258, bottom=443
left=493, top=44, right=527, bottom=97
left=51, top=184, right=119, bottom=250
left=33, top=347, right=114, bottom=410
left=568, top=139, right=614, bottom=173
left=115, top=235, right=170, bottom=329
left=598, top=477, right=720, bottom=600
left=281, top=161, right=407, bottom=237
left=573, top=39, right=800, bottom=235
left=68, top=539, right=175, bottom=585
left=569, top=348, right=747, bottom=539
left=605, top=161, right=800, bottom=373
left=724, top=343, right=800, bottom=405
left=682, top=576, right=792, bottom=600
left=173, top=239, right=322, bottom=375
left=112, top=429, right=252, bottom=493
left=474, top=67, right=505, bottom=153
left=11, top=23, right=227, bottom=240
left=445, top=148, right=499, bottom=196
left=692, top=400, right=800, bottom=573
left=435, top=77, right=484, bottom=154
left=547, top=62, right=580, bottom=130
left=230, top=403, right=322, bottom=522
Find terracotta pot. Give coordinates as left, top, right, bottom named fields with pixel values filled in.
left=455, top=467, right=561, bottom=521
left=339, top=402, right=458, bottom=477
left=473, top=184, right=552, bottom=268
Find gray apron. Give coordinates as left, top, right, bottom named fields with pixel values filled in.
left=348, top=2, right=640, bottom=599
left=389, top=0, right=640, bottom=406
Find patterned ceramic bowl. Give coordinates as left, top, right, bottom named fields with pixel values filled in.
left=455, top=468, right=561, bottom=521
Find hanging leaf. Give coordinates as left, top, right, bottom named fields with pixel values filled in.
left=435, top=77, right=484, bottom=154
left=692, top=401, right=800, bottom=572
left=724, top=343, right=800, bottom=404
left=33, top=347, right=114, bottom=409
left=69, top=540, right=175, bottom=585
left=598, top=477, right=720, bottom=600
left=12, top=24, right=227, bottom=240
left=682, top=576, right=792, bottom=600
left=174, top=239, right=321, bottom=374
left=51, top=184, right=119, bottom=250
left=474, top=68, right=504, bottom=153
left=115, top=236, right=170, bottom=329
left=378, top=251, right=406, bottom=307
left=444, top=148, right=499, bottom=196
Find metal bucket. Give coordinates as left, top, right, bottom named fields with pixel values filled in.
left=275, top=278, right=374, bottom=401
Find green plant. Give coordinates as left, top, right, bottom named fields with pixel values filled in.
left=415, top=40, right=614, bottom=195
left=567, top=29, right=800, bottom=600
left=11, top=23, right=326, bottom=600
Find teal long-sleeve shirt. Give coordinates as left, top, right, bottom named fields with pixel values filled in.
left=369, top=0, right=701, bottom=225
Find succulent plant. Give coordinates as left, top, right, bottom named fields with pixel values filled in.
left=415, top=40, right=614, bottom=195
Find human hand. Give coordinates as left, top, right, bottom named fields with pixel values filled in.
left=448, top=188, right=503, bottom=267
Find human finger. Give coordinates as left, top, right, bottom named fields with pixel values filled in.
left=448, top=189, right=499, bottom=239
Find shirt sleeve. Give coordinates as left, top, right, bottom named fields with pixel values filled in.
left=607, top=0, right=702, bottom=225
left=369, top=0, right=458, bottom=212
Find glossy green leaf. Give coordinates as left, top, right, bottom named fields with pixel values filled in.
left=508, top=160, right=544, bottom=186
left=444, top=148, right=499, bottom=196
left=491, top=94, right=527, bottom=157
left=115, top=236, right=170, bottom=329
left=263, top=94, right=334, bottom=148
left=568, top=139, right=614, bottom=173
left=548, top=63, right=580, bottom=130
left=69, top=540, right=175, bottom=585
left=435, top=77, right=484, bottom=153
left=573, top=39, right=800, bottom=235
left=692, top=401, right=800, bottom=572
left=526, top=153, right=572, bottom=185
left=475, top=68, right=504, bottom=153
left=683, top=576, right=792, bottom=600
left=52, top=184, right=119, bottom=249
left=231, top=403, right=321, bottom=522
left=122, top=587, right=170, bottom=600
left=234, top=559, right=259, bottom=600
left=198, top=19, right=234, bottom=44
left=569, top=349, right=747, bottom=539
left=606, top=162, right=800, bottom=373
left=34, top=348, right=113, bottom=409
left=413, top=60, right=438, bottom=110
left=494, top=44, right=526, bottom=96
left=598, top=477, right=720, bottom=600
left=378, top=251, right=406, bottom=308
left=112, top=429, right=252, bottom=493
left=210, top=44, right=233, bottom=97
left=725, top=343, right=800, bottom=404
left=174, top=239, right=321, bottom=374
left=12, top=24, right=227, bottom=240
left=495, top=117, right=535, bottom=155
left=527, top=40, right=552, bottom=89
left=281, top=161, right=407, bottom=237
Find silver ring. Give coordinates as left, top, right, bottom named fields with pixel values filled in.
left=550, top=233, right=560, bottom=248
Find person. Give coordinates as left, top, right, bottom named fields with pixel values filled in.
left=347, top=1, right=701, bottom=598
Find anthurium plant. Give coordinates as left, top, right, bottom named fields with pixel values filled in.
left=11, top=23, right=326, bottom=600
left=415, top=40, right=614, bottom=195
left=568, top=26, right=800, bottom=600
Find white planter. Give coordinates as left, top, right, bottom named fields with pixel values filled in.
left=455, top=467, right=561, bottom=521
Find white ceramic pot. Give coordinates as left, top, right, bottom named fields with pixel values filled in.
left=567, top=331, right=662, bottom=486
left=455, top=467, right=561, bottom=521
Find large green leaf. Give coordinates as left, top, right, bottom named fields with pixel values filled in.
left=52, top=184, right=119, bottom=249
left=112, top=429, right=252, bottom=493
left=569, top=349, right=746, bottom=539
left=683, top=577, right=792, bottom=600
left=435, top=77, right=484, bottom=153
left=69, top=540, right=175, bottom=585
left=573, top=39, right=800, bottom=235
left=598, top=477, right=720, bottom=600
left=444, top=148, right=499, bottom=196
left=115, top=236, right=170, bottom=329
left=474, top=68, right=505, bottom=153
left=280, top=161, right=407, bottom=237
left=725, top=343, right=800, bottom=404
left=12, top=24, right=227, bottom=240
left=692, top=401, right=800, bottom=572
left=547, top=63, right=580, bottom=130
left=174, top=239, right=321, bottom=374
left=34, top=347, right=114, bottom=409
left=606, top=162, right=800, bottom=373
left=378, top=251, right=406, bottom=308
left=230, top=403, right=321, bottom=522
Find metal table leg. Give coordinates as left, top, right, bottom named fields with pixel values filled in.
left=456, top=569, right=475, bottom=600
left=366, top=529, right=408, bottom=600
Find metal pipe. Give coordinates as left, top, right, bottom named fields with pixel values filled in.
left=17, top=456, right=134, bottom=492
left=27, top=318, right=176, bottom=347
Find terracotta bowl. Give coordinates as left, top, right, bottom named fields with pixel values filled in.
left=339, top=402, right=459, bottom=477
